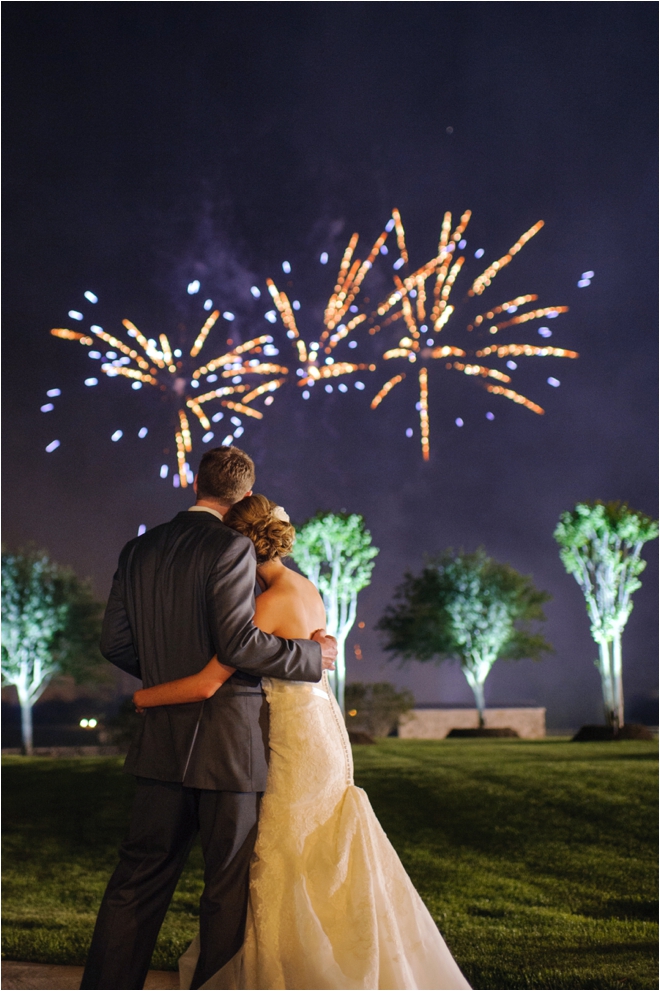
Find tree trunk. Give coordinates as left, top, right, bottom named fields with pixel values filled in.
left=611, top=633, right=624, bottom=730
left=462, top=668, right=486, bottom=729
left=596, top=640, right=616, bottom=728
left=20, top=698, right=34, bottom=756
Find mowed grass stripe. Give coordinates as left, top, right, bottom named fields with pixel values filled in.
left=2, top=739, right=657, bottom=989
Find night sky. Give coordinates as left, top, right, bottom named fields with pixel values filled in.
left=3, top=3, right=657, bottom=729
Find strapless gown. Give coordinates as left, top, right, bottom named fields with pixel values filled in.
left=179, top=672, right=471, bottom=990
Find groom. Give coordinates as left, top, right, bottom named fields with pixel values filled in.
left=81, top=446, right=336, bottom=990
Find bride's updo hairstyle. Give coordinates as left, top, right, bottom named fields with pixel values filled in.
left=223, top=494, right=295, bottom=564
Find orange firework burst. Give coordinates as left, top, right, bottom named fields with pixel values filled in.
left=362, top=210, right=578, bottom=460
left=51, top=310, right=285, bottom=487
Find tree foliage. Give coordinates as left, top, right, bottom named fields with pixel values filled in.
left=378, top=548, right=551, bottom=725
left=554, top=501, right=658, bottom=729
left=345, top=681, right=415, bottom=738
left=292, top=512, right=378, bottom=714
left=1, top=547, right=105, bottom=753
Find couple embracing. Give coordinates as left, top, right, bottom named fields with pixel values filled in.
left=81, top=446, right=470, bottom=990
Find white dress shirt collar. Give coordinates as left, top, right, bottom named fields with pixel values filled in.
left=188, top=505, right=224, bottom=522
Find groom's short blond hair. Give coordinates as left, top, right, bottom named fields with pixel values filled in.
left=197, top=446, right=255, bottom=504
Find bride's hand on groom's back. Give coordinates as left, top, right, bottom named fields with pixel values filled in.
left=311, top=630, right=337, bottom=670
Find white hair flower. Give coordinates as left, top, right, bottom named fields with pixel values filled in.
left=272, top=505, right=290, bottom=523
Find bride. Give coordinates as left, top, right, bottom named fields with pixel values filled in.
left=133, top=494, right=471, bottom=991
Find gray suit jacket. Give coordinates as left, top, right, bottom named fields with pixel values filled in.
left=101, top=510, right=322, bottom=790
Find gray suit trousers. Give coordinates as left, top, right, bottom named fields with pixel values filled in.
left=80, top=778, right=260, bottom=990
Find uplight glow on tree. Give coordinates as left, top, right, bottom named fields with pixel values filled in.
left=554, top=501, right=658, bottom=731
left=292, top=512, right=378, bottom=715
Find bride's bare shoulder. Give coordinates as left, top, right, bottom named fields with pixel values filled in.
left=254, top=566, right=325, bottom=636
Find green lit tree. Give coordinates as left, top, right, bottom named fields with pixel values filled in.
left=1, top=548, right=105, bottom=754
left=554, top=501, right=658, bottom=731
left=377, top=549, right=551, bottom=727
left=292, top=512, right=379, bottom=714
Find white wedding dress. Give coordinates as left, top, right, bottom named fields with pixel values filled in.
left=179, top=672, right=471, bottom=991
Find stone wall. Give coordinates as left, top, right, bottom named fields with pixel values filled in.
left=399, top=707, right=546, bottom=739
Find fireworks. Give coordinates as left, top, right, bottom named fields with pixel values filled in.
left=50, top=307, right=286, bottom=487
left=360, top=209, right=579, bottom=459
left=48, top=208, right=580, bottom=476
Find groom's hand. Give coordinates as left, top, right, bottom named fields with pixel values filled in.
left=311, top=629, right=337, bottom=670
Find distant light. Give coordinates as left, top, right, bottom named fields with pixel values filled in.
left=132, top=382, right=142, bottom=390
left=80, top=719, right=89, bottom=728
left=458, top=239, right=467, bottom=249
left=234, top=426, right=244, bottom=438
left=446, top=126, right=454, bottom=134
left=173, top=474, right=180, bottom=487
left=380, top=245, right=388, bottom=255
left=265, top=311, right=277, bottom=323
left=230, top=416, right=242, bottom=427
left=506, top=305, right=518, bottom=313
left=138, top=524, right=146, bottom=536
left=506, top=360, right=517, bottom=370
left=84, top=378, right=98, bottom=387
left=89, top=351, right=102, bottom=359
left=282, top=261, right=291, bottom=273
left=45, top=440, right=60, bottom=452
left=222, top=311, right=235, bottom=321
left=409, top=289, right=417, bottom=298
left=447, top=243, right=455, bottom=252
left=577, top=279, right=591, bottom=288
left=202, top=431, right=214, bottom=443
left=302, top=390, right=310, bottom=399
left=354, top=381, right=365, bottom=390
left=222, top=435, right=233, bottom=446
left=455, top=418, right=464, bottom=427
left=286, top=330, right=295, bottom=339
left=338, top=383, right=348, bottom=393
left=203, top=299, right=213, bottom=311
left=309, top=342, right=319, bottom=351
left=232, top=375, right=242, bottom=383
left=186, top=468, right=194, bottom=484
left=582, top=271, right=594, bottom=279
left=547, top=377, right=560, bottom=387
left=325, top=384, right=333, bottom=393
left=250, top=286, right=261, bottom=298
left=415, top=402, right=422, bottom=411
left=296, top=369, right=306, bottom=377
left=538, top=327, right=552, bottom=338
left=68, top=310, right=83, bottom=321
left=385, top=219, right=395, bottom=232
left=547, top=310, right=559, bottom=318
left=319, top=252, right=328, bottom=265
left=138, top=427, right=148, bottom=438
left=47, top=388, right=61, bottom=397
left=191, top=380, right=199, bottom=389
left=111, top=430, right=123, bottom=442
left=292, top=300, right=301, bottom=310
left=125, top=327, right=137, bottom=337
left=349, top=304, right=359, bottom=312
left=325, top=357, right=334, bottom=365
left=207, top=373, right=218, bottom=383
left=427, top=338, right=434, bottom=346
left=41, top=403, right=54, bottom=412
left=486, top=412, right=495, bottom=421
left=474, top=248, right=485, bottom=258
left=405, top=428, right=413, bottom=438
left=84, top=291, right=98, bottom=304
left=264, top=395, right=274, bottom=405
left=212, top=411, right=224, bottom=422
left=88, top=718, right=98, bottom=728
left=160, top=465, right=169, bottom=478
left=263, top=345, right=279, bottom=356
left=105, top=351, right=117, bottom=359
left=393, top=258, right=405, bottom=270
left=348, top=340, right=357, bottom=349
left=187, top=280, right=200, bottom=294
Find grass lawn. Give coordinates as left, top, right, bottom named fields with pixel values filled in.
left=2, top=739, right=657, bottom=989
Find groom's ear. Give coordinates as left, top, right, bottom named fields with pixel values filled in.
left=193, top=475, right=198, bottom=494
left=245, top=489, right=253, bottom=498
